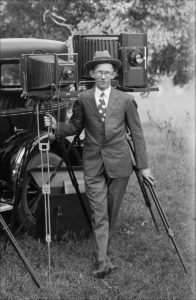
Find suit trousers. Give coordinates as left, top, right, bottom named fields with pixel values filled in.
left=84, top=171, right=129, bottom=264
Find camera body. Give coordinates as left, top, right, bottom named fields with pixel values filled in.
left=118, top=33, right=147, bottom=87
left=73, top=33, right=148, bottom=89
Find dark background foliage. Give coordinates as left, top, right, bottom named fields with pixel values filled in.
left=0, top=0, right=195, bottom=86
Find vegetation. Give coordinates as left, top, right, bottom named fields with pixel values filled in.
left=0, top=0, right=195, bottom=86
left=0, top=115, right=195, bottom=300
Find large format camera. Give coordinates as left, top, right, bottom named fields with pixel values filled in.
left=21, top=53, right=78, bottom=98
left=74, top=33, right=148, bottom=90
left=20, top=33, right=154, bottom=100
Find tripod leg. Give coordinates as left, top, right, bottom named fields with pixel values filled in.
left=65, top=162, right=92, bottom=229
left=58, top=139, right=92, bottom=229
left=44, top=192, right=52, bottom=282
left=127, top=133, right=188, bottom=275
left=4, top=185, right=24, bottom=251
left=0, top=214, right=42, bottom=288
left=145, top=181, right=188, bottom=275
left=134, top=169, right=159, bottom=232
left=127, top=136, right=159, bottom=231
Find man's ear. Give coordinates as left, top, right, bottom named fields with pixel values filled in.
left=111, top=71, right=117, bottom=79
left=89, top=70, right=95, bottom=78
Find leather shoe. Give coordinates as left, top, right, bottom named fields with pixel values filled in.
left=106, top=261, right=117, bottom=271
left=92, top=261, right=117, bottom=278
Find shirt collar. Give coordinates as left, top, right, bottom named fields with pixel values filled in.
left=95, top=86, right=111, bottom=98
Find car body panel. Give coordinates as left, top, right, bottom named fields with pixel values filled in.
left=0, top=38, right=67, bottom=59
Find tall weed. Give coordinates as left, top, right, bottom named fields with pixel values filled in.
left=146, top=110, right=193, bottom=151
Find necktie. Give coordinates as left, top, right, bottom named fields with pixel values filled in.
left=97, top=92, right=106, bottom=122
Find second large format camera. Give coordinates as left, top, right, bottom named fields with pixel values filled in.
left=74, top=33, right=148, bottom=89
left=21, top=33, right=149, bottom=98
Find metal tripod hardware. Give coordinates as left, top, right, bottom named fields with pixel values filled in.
left=36, top=102, right=52, bottom=283
left=127, top=132, right=188, bottom=275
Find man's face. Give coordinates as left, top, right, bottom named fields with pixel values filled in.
left=90, top=63, right=116, bottom=91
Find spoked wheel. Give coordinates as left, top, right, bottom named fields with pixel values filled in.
left=17, top=146, right=82, bottom=231
left=17, top=152, right=66, bottom=231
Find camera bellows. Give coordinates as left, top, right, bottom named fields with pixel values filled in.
left=73, top=36, right=119, bottom=78
left=27, top=55, right=64, bottom=90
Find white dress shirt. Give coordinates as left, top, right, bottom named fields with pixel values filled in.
left=94, top=86, right=111, bottom=108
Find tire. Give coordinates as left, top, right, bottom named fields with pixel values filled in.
left=18, top=149, right=81, bottom=231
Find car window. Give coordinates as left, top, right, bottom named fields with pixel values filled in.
left=1, top=63, right=21, bottom=86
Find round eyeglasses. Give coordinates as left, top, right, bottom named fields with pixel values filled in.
left=94, top=71, right=114, bottom=78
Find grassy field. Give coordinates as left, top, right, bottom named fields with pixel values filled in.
left=0, top=107, right=195, bottom=299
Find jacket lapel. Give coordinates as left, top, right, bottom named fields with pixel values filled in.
left=86, top=88, right=101, bottom=120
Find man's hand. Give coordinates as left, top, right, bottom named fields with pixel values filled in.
left=44, top=113, right=57, bottom=130
left=140, top=168, right=155, bottom=186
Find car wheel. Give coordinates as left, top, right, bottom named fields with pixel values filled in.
left=17, top=149, right=81, bottom=231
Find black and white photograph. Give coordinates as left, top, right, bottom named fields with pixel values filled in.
left=0, top=0, right=195, bottom=299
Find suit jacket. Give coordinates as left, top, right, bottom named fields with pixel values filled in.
left=56, top=87, right=148, bottom=178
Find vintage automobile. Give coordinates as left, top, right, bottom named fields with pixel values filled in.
left=0, top=38, right=85, bottom=234
left=0, top=34, right=151, bottom=236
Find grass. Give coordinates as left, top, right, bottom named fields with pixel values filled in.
left=0, top=116, right=195, bottom=300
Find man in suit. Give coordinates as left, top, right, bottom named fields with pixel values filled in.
left=44, top=50, right=154, bottom=278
